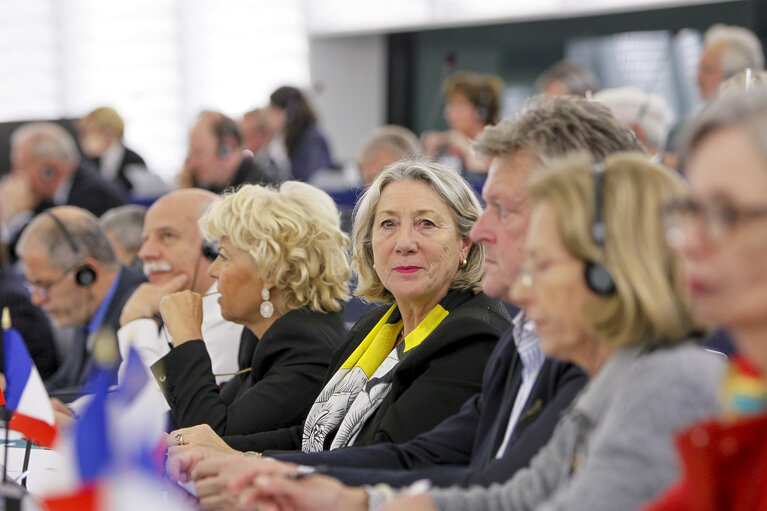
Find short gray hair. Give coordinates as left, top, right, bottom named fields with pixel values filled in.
left=535, top=60, right=600, bottom=96
left=358, top=125, right=422, bottom=166
left=704, top=24, right=765, bottom=78
left=99, top=205, right=147, bottom=258
left=11, top=122, right=81, bottom=165
left=472, top=94, right=644, bottom=165
left=593, top=87, right=674, bottom=152
left=683, top=86, right=767, bottom=163
left=17, top=206, right=118, bottom=270
left=352, top=161, right=484, bottom=303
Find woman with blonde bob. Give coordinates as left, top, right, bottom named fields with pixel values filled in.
left=165, top=161, right=510, bottom=496
left=236, top=154, right=725, bottom=511
left=154, top=182, right=350, bottom=438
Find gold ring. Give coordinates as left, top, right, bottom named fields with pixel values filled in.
left=175, top=432, right=184, bottom=446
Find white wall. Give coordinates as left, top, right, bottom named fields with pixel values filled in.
left=309, top=34, right=387, bottom=166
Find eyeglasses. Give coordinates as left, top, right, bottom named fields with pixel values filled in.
left=519, top=257, right=576, bottom=288
left=662, top=197, right=767, bottom=246
left=25, top=264, right=77, bottom=300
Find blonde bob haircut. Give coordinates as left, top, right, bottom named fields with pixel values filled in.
left=199, top=182, right=350, bottom=313
left=352, top=160, right=484, bottom=303
left=528, top=152, right=698, bottom=348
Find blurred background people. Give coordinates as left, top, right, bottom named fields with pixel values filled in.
left=422, top=71, right=503, bottom=175
left=99, top=204, right=147, bottom=271
left=357, top=125, right=422, bottom=187
left=78, top=106, right=167, bottom=199
left=697, top=24, right=765, bottom=101
left=535, top=60, right=600, bottom=97
left=1, top=122, right=125, bottom=262
left=152, top=182, right=349, bottom=437
left=16, top=206, right=144, bottom=400
left=266, top=86, right=334, bottom=183
left=594, top=86, right=677, bottom=168
left=181, top=110, right=278, bottom=193
left=240, top=107, right=278, bottom=173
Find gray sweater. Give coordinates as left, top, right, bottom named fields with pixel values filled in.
left=427, top=343, right=724, bottom=511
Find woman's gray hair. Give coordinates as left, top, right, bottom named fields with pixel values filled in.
left=683, top=86, right=767, bottom=162
left=351, top=160, right=484, bottom=303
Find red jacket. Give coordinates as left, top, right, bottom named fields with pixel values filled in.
left=644, top=413, right=767, bottom=511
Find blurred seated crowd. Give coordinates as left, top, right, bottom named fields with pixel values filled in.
left=0, top=22, right=766, bottom=511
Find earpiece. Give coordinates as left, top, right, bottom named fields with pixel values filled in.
left=44, top=211, right=97, bottom=288
left=584, top=162, right=616, bottom=296
left=201, top=240, right=219, bottom=262
left=41, top=166, right=56, bottom=181
left=475, top=87, right=493, bottom=124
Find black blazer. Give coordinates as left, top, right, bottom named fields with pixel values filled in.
left=0, top=267, right=58, bottom=380
left=151, top=308, right=346, bottom=436
left=34, top=165, right=125, bottom=218
left=274, top=326, right=587, bottom=488
left=46, top=266, right=145, bottom=398
left=223, top=289, right=510, bottom=453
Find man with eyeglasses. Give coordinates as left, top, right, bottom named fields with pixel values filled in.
left=16, top=206, right=144, bottom=400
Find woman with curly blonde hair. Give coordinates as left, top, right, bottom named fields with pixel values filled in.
left=153, top=181, right=350, bottom=437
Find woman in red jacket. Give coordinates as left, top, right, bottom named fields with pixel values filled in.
left=646, top=86, right=767, bottom=510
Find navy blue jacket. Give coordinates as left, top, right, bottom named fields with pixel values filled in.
left=275, top=324, right=587, bottom=488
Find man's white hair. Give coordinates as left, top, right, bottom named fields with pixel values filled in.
left=704, top=24, right=765, bottom=78
left=593, top=87, right=674, bottom=152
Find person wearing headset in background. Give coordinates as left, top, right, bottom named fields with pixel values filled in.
left=0, top=122, right=125, bottom=263
left=15, top=206, right=145, bottom=400
left=116, top=189, right=244, bottom=388
left=422, top=71, right=503, bottom=176
left=179, top=110, right=278, bottom=193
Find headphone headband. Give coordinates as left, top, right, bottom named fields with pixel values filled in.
left=44, top=211, right=97, bottom=287
left=584, top=161, right=616, bottom=297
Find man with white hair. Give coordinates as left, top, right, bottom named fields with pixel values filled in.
left=0, top=122, right=125, bottom=261
left=698, top=24, right=765, bottom=101
left=118, top=189, right=243, bottom=385
left=593, top=87, right=674, bottom=162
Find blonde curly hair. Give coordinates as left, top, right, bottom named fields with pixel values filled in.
left=200, top=182, right=350, bottom=313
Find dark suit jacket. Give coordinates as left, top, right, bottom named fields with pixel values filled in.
left=0, top=267, right=58, bottom=379
left=34, top=164, right=125, bottom=218
left=274, top=325, right=587, bottom=488
left=46, top=266, right=145, bottom=399
left=223, top=289, right=510, bottom=453
left=85, top=145, right=148, bottom=196
left=151, top=308, right=346, bottom=436
left=8, top=165, right=126, bottom=265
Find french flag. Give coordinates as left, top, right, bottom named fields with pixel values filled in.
left=3, top=322, right=57, bottom=447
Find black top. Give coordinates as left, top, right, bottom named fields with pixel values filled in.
left=223, top=289, right=511, bottom=453
left=35, top=164, right=125, bottom=218
left=151, top=308, right=346, bottom=436
left=0, top=266, right=58, bottom=380
left=275, top=326, right=587, bottom=487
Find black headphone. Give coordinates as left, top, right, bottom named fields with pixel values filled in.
left=584, top=162, right=617, bottom=296
left=44, top=211, right=97, bottom=287
left=215, top=116, right=240, bottom=158
left=41, top=166, right=56, bottom=181
left=201, top=240, right=219, bottom=262
left=475, top=87, right=493, bottom=124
